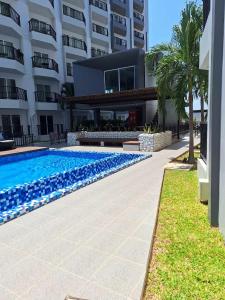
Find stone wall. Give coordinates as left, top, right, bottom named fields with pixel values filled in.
left=67, top=131, right=173, bottom=152
left=138, top=131, right=172, bottom=152
left=67, top=131, right=142, bottom=146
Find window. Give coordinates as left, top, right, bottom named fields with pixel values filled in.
left=104, top=66, right=135, bottom=93
left=36, top=84, right=51, bottom=101
left=67, top=63, right=72, bottom=76
left=0, top=78, right=16, bottom=99
left=1, top=115, right=22, bottom=138
left=105, top=70, right=119, bottom=93
left=39, top=115, right=53, bottom=135
left=33, top=52, right=49, bottom=67
left=0, top=40, right=13, bottom=58
left=120, top=67, right=135, bottom=91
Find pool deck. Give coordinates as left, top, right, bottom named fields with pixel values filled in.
left=0, top=137, right=196, bottom=300
left=0, top=146, right=48, bottom=157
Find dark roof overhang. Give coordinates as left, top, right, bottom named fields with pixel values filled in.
left=64, top=87, right=158, bottom=106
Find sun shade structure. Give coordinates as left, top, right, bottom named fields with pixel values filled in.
left=63, top=87, right=157, bottom=106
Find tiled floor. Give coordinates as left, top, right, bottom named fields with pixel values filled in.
left=0, top=137, right=194, bottom=300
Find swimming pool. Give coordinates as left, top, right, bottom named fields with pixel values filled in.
left=0, top=149, right=150, bottom=224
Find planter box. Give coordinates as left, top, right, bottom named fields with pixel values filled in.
left=138, top=131, right=172, bottom=152
left=67, top=131, right=142, bottom=146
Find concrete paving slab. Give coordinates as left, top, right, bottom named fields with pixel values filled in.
left=0, top=137, right=197, bottom=299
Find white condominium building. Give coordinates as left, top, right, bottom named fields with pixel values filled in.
left=0, top=0, right=148, bottom=141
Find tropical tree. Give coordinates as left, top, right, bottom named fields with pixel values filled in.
left=196, top=69, right=208, bottom=122
left=146, top=1, right=203, bottom=163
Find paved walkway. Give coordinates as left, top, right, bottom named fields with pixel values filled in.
left=0, top=138, right=193, bottom=300
left=0, top=146, right=48, bottom=157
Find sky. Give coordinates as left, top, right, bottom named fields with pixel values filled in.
left=148, top=0, right=203, bottom=111
left=148, top=0, right=202, bottom=48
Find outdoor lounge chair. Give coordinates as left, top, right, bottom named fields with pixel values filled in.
left=0, top=133, right=15, bottom=151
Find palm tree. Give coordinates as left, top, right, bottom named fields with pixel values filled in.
left=146, top=1, right=203, bottom=163
left=196, top=70, right=208, bottom=122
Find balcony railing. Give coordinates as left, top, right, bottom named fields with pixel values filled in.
left=134, top=30, right=144, bottom=40
left=35, top=91, right=60, bottom=103
left=133, top=0, right=144, bottom=13
left=63, top=5, right=85, bottom=23
left=91, top=47, right=107, bottom=57
left=203, top=0, right=210, bottom=28
left=113, top=36, right=127, bottom=51
left=93, top=23, right=108, bottom=36
left=29, top=19, right=56, bottom=40
left=32, top=56, right=59, bottom=73
left=200, top=122, right=207, bottom=161
left=0, top=1, right=20, bottom=25
left=110, top=0, right=127, bottom=16
left=0, top=45, right=24, bottom=64
left=49, top=0, right=54, bottom=8
left=89, top=0, right=108, bottom=11
left=62, top=35, right=87, bottom=52
left=0, top=86, right=27, bottom=100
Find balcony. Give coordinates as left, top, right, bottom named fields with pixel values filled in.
left=0, top=45, right=25, bottom=74
left=134, top=31, right=145, bottom=48
left=28, top=0, right=54, bottom=18
left=32, top=56, right=59, bottom=80
left=0, top=86, right=28, bottom=110
left=133, top=11, right=144, bottom=31
left=29, top=19, right=57, bottom=50
left=133, top=0, right=144, bottom=13
left=91, top=47, right=108, bottom=57
left=200, top=122, right=207, bottom=161
left=62, top=5, right=86, bottom=34
left=92, top=23, right=109, bottom=45
left=35, top=91, right=60, bottom=111
left=90, top=0, right=108, bottom=23
left=110, top=0, right=127, bottom=16
left=63, top=35, right=87, bottom=59
left=0, top=1, right=22, bottom=37
left=112, top=36, right=127, bottom=52
left=112, top=14, right=127, bottom=36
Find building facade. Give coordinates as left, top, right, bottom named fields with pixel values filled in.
left=198, top=0, right=225, bottom=239
left=0, top=0, right=148, bottom=141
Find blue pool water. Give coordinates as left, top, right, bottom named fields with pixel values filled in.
left=0, top=151, right=110, bottom=190
left=0, top=149, right=150, bottom=225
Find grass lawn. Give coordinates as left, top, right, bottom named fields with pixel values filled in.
left=144, top=170, right=225, bottom=300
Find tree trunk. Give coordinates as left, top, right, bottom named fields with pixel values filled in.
left=188, top=89, right=195, bottom=164
left=177, top=117, right=180, bottom=140
left=200, top=95, right=205, bottom=123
